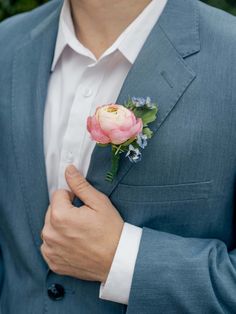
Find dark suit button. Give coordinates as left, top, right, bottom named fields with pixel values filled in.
left=47, top=283, right=65, bottom=301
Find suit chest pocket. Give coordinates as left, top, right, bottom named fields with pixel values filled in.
left=110, top=181, right=213, bottom=235
left=114, top=180, right=212, bottom=203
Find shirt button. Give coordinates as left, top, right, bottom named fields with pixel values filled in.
left=83, top=88, right=93, bottom=97
left=66, top=152, right=74, bottom=163
left=47, top=283, right=65, bottom=301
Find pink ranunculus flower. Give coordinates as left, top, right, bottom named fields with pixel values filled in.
left=87, top=104, right=143, bottom=145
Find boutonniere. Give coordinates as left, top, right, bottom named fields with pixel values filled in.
left=87, top=97, right=158, bottom=182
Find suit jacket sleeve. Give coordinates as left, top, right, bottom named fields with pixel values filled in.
left=127, top=226, right=236, bottom=313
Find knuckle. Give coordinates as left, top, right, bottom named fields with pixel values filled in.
left=57, top=189, right=70, bottom=199
left=51, top=262, right=58, bottom=272
left=51, top=208, right=63, bottom=226
left=50, top=263, right=62, bottom=275
left=51, top=190, right=60, bottom=203
left=41, top=244, right=52, bottom=258
left=74, top=176, right=90, bottom=192
left=41, top=228, right=49, bottom=242
left=97, top=192, right=108, bottom=203
left=77, top=206, right=89, bottom=221
left=49, top=261, right=57, bottom=273
left=41, top=227, right=54, bottom=243
left=51, top=189, right=68, bottom=206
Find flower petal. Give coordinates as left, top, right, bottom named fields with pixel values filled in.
left=129, top=118, right=143, bottom=137
left=87, top=115, right=110, bottom=144
left=109, top=129, right=134, bottom=145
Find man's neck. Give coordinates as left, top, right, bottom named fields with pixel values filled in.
left=70, top=0, right=152, bottom=59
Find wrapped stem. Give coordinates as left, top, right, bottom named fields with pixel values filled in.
left=106, top=145, right=121, bottom=182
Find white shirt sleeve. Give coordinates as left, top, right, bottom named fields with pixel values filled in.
left=99, top=223, right=142, bottom=304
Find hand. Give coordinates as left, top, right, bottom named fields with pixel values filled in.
left=40, top=165, right=124, bottom=282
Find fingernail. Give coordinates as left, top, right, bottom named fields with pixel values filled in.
left=66, top=165, right=78, bottom=176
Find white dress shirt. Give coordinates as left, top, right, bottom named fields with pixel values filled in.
left=44, top=0, right=167, bottom=304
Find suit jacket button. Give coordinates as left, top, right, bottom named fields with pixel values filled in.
left=47, top=283, right=65, bottom=301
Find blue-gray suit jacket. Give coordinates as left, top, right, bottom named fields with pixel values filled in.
left=1, top=0, right=236, bottom=313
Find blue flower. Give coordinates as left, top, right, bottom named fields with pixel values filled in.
left=126, top=145, right=142, bottom=163
left=145, top=97, right=157, bottom=109
left=131, top=96, right=156, bottom=109
left=137, top=133, right=148, bottom=149
left=131, top=97, right=146, bottom=108
left=145, top=97, right=151, bottom=105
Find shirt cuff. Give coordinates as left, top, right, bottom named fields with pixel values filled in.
left=99, top=223, right=142, bottom=305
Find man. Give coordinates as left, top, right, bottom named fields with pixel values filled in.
left=0, top=0, right=236, bottom=312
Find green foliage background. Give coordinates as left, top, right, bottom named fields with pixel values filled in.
left=0, top=0, right=235, bottom=21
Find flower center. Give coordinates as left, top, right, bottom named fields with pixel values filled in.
left=106, top=107, right=118, bottom=114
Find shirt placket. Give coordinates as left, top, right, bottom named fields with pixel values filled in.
left=57, top=61, right=106, bottom=190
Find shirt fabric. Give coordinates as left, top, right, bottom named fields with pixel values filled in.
left=44, top=0, right=167, bottom=304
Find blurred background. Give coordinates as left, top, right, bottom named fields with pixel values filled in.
left=0, top=0, right=235, bottom=21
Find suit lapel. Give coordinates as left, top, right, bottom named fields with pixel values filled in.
left=11, top=4, right=62, bottom=248
left=86, top=0, right=200, bottom=197
left=11, top=0, right=200, bottom=242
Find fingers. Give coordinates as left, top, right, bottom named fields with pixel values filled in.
left=40, top=243, right=64, bottom=272
left=65, top=165, right=107, bottom=209
left=41, top=190, right=75, bottom=240
left=51, top=189, right=74, bottom=210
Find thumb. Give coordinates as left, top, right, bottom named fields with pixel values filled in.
left=65, top=165, right=105, bottom=208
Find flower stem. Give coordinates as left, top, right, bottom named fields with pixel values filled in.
left=115, top=145, right=122, bottom=155
left=106, top=146, right=120, bottom=182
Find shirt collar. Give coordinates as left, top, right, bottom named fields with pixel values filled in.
left=51, top=0, right=167, bottom=71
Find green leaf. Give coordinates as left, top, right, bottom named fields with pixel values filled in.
left=121, top=137, right=136, bottom=147
left=132, top=142, right=140, bottom=149
left=142, top=127, right=153, bottom=139
left=134, top=107, right=157, bottom=126
left=124, top=98, right=135, bottom=111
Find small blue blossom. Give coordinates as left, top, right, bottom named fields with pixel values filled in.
left=131, top=97, right=146, bottom=108
left=126, top=145, right=142, bottom=163
left=145, top=97, right=151, bottom=105
left=145, top=97, right=157, bottom=109
left=131, top=96, right=156, bottom=109
left=137, top=133, right=148, bottom=149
